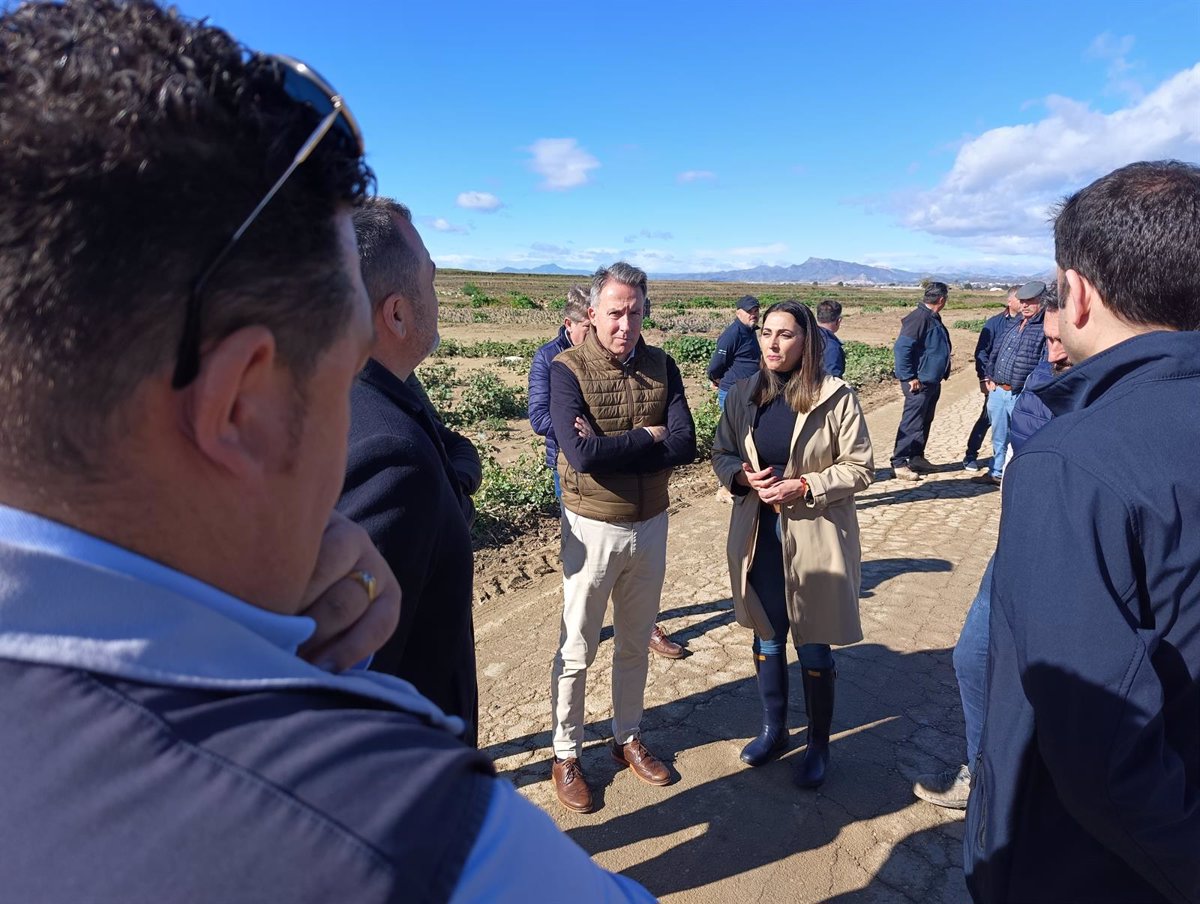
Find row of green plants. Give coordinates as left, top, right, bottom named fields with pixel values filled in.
left=461, top=282, right=542, bottom=310
left=434, top=337, right=543, bottom=359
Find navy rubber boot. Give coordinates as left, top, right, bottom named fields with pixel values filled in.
left=740, top=652, right=789, bottom=766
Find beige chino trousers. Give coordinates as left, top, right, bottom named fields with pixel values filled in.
left=550, top=508, right=668, bottom=760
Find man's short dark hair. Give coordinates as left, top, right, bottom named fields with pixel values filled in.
left=1040, top=282, right=1061, bottom=313
left=353, top=199, right=419, bottom=311
left=1054, top=160, right=1200, bottom=331
left=816, top=299, right=843, bottom=324
left=923, top=282, right=950, bottom=303
left=0, top=0, right=372, bottom=478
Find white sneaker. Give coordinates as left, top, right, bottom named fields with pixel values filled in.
left=913, top=763, right=972, bottom=809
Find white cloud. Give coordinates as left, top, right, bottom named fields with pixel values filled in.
left=455, top=191, right=503, bottom=212
left=1087, top=32, right=1143, bottom=99
left=900, top=63, right=1200, bottom=257
left=623, top=228, right=674, bottom=243
left=526, top=138, right=600, bottom=190
left=427, top=217, right=469, bottom=234
left=677, top=170, right=716, bottom=183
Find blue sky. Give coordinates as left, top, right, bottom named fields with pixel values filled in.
left=181, top=0, right=1199, bottom=275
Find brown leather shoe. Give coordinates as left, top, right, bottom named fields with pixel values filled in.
left=611, top=738, right=672, bottom=786
left=648, top=625, right=685, bottom=659
left=551, top=757, right=594, bottom=813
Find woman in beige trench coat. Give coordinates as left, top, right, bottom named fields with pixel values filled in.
left=711, top=300, right=874, bottom=787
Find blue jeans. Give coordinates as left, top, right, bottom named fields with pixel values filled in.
left=748, top=506, right=834, bottom=668
left=954, top=554, right=993, bottom=767
left=717, top=388, right=728, bottom=411
left=986, top=388, right=1016, bottom=477
left=551, top=469, right=561, bottom=501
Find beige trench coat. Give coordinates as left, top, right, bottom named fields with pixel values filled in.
left=711, top=375, right=874, bottom=646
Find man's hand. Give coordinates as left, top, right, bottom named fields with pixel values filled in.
left=710, top=381, right=719, bottom=391
left=985, top=379, right=997, bottom=392
left=979, top=379, right=989, bottom=396
left=908, top=379, right=922, bottom=393
left=574, top=416, right=595, bottom=439
left=643, top=424, right=668, bottom=443
left=296, top=511, right=401, bottom=672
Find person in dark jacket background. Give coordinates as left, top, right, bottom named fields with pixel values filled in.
left=976, top=280, right=1047, bottom=486
left=890, top=282, right=952, bottom=481
left=529, top=286, right=685, bottom=660
left=339, top=198, right=481, bottom=745
left=1007, top=285, right=1068, bottom=454
left=816, top=299, right=846, bottom=378
left=529, top=285, right=592, bottom=495
left=962, top=288, right=1019, bottom=471
left=708, top=295, right=761, bottom=409
left=966, top=160, right=1200, bottom=904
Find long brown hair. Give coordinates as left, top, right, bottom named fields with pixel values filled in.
left=751, top=300, right=826, bottom=413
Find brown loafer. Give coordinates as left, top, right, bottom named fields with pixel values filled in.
left=648, top=625, right=685, bottom=659
left=611, top=738, right=672, bottom=786
left=551, top=757, right=594, bottom=813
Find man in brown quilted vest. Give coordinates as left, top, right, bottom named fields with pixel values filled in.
left=546, top=261, right=697, bottom=813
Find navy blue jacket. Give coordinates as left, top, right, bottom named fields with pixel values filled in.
left=338, top=360, right=479, bottom=746
left=973, top=310, right=1016, bottom=378
left=0, top=659, right=495, bottom=904
left=986, top=310, right=1046, bottom=391
left=529, top=326, right=573, bottom=468
left=966, top=331, right=1200, bottom=904
left=1007, top=359, right=1058, bottom=455
left=820, top=327, right=845, bottom=378
left=707, top=319, right=761, bottom=391
left=893, top=303, right=952, bottom=384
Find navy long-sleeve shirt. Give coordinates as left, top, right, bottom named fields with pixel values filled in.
left=549, top=353, right=696, bottom=475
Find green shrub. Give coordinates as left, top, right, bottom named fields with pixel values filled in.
left=473, top=452, right=558, bottom=540
left=456, top=371, right=526, bottom=424
left=662, top=336, right=717, bottom=365
left=691, top=393, right=722, bottom=461
left=415, top=362, right=460, bottom=419
left=433, top=337, right=462, bottom=357
left=471, top=310, right=490, bottom=323
left=953, top=319, right=987, bottom=332
left=842, top=341, right=894, bottom=388
left=509, top=293, right=539, bottom=309
left=547, top=296, right=566, bottom=311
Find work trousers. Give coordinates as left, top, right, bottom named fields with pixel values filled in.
left=891, top=381, right=942, bottom=467
left=550, top=508, right=668, bottom=760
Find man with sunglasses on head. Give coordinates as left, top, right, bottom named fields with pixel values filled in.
left=0, top=2, right=652, bottom=902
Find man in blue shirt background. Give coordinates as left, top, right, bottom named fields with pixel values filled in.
left=817, top=299, right=846, bottom=378
left=708, top=294, right=762, bottom=409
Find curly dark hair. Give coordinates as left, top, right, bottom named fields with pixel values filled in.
left=0, top=0, right=374, bottom=477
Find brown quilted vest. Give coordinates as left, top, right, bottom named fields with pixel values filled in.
left=555, top=333, right=672, bottom=522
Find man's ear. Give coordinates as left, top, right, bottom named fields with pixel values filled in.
left=1062, top=269, right=1093, bottom=331
left=379, top=292, right=408, bottom=341
left=182, top=325, right=286, bottom=480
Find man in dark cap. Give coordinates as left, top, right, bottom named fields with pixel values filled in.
left=976, top=280, right=1047, bottom=486
left=707, top=295, right=762, bottom=409
left=891, top=282, right=952, bottom=480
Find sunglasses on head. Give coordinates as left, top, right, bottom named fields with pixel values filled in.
left=172, top=54, right=365, bottom=389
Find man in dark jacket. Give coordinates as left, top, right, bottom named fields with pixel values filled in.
left=547, top=262, right=696, bottom=813
left=817, top=299, right=846, bottom=378
left=975, top=280, right=1047, bottom=486
left=966, top=160, right=1200, bottom=904
left=962, top=289, right=1020, bottom=471
left=707, top=295, right=761, bottom=408
left=338, top=198, right=482, bottom=746
left=890, top=282, right=952, bottom=480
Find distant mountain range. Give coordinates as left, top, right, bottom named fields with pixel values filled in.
left=497, top=263, right=593, bottom=276
left=496, top=257, right=1044, bottom=286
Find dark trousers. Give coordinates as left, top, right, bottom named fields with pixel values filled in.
left=891, top=381, right=942, bottom=467
left=964, top=398, right=990, bottom=459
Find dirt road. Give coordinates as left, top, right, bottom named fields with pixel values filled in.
left=474, top=366, right=998, bottom=903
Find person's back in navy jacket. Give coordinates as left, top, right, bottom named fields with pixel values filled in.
left=890, top=283, right=952, bottom=478
left=966, top=161, right=1200, bottom=904
left=962, top=294, right=1018, bottom=467
left=816, top=299, right=846, bottom=378
left=530, top=287, right=592, bottom=471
